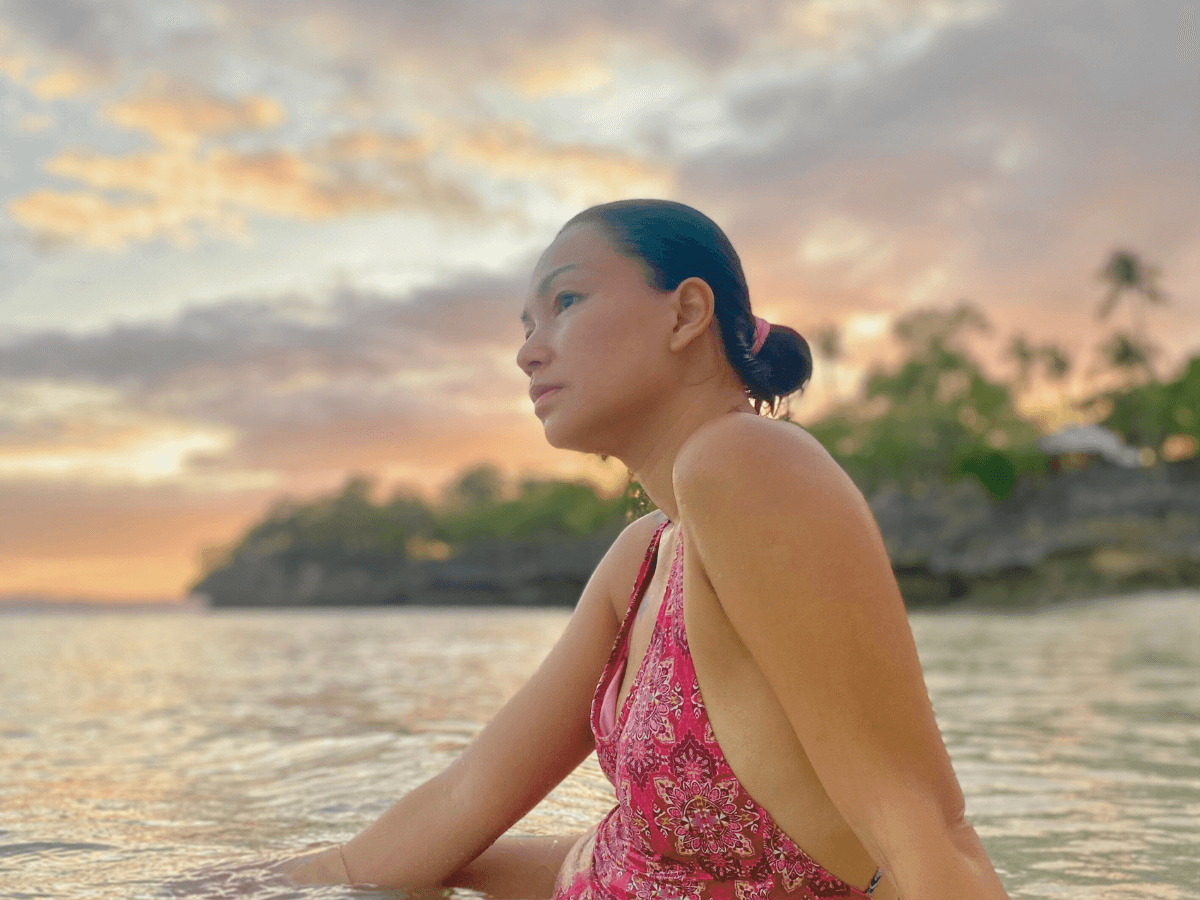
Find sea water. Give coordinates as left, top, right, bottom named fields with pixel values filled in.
left=1, top=590, right=1196, bottom=899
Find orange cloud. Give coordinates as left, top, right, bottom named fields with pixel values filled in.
left=0, top=32, right=104, bottom=99
left=0, top=380, right=270, bottom=488
left=104, top=80, right=286, bottom=147
left=780, top=0, right=996, bottom=53
left=30, top=65, right=93, bottom=100
left=4, top=74, right=487, bottom=248
left=8, top=130, right=476, bottom=248
left=505, top=32, right=613, bottom=98
left=323, top=130, right=429, bottom=162
left=0, top=49, right=29, bottom=83
left=451, top=120, right=670, bottom=202
left=16, top=112, right=52, bottom=132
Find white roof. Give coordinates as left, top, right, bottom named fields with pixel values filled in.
left=1038, top=424, right=1142, bottom=467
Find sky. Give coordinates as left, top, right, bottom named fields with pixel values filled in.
left=0, top=0, right=1196, bottom=601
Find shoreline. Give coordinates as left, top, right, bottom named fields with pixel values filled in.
left=4, top=584, right=1196, bottom=617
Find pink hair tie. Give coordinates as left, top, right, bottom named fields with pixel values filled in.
left=750, top=316, right=771, bottom=355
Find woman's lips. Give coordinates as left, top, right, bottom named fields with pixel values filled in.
left=532, top=386, right=562, bottom=408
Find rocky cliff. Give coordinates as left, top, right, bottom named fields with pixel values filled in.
left=875, top=457, right=1198, bottom=606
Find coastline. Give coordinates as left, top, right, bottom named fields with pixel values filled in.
left=188, top=458, right=1199, bottom=611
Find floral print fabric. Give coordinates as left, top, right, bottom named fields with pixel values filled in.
left=553, top=521, right=878, bottom=900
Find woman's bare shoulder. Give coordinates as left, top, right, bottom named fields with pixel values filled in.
left=592, top=509, right=670, bottom=619
left=674, top=412, right=857, bottom=500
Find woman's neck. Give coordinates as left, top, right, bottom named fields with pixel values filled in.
left=620, top=382, right=755, bottom=523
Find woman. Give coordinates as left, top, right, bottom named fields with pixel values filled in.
left=281, top=200, right=1011, bottom=899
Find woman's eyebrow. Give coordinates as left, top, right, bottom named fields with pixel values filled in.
left=535, top=263, right=580, bottom=297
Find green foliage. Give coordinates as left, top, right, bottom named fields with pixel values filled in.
left=1006, top=333, right=1072, bottom=390
left=803, top=301, right=1044, bottom=497
left=212, top=461, right=649, bottom=582
left=1080, top=355, right=1200, bottom=452
left=444, top=463, right=504, bottom=509
left=622, top=476, right=658, bottom=522
left=952, top=449, right=1016, bottom=499
left=433, top=478, right=627, bottom=542
left=235, top=476, right=432, bottom=565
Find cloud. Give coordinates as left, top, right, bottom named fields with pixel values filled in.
left=29, top=64, right=93, bottom=99
left=0, top=5, right=120, bottom=95
left=660, top=0, right=1197, bottom=372
left=1, top=0, right=985, bottom=254
left=15, top=111, right=51, bottom=131
left=0, top=271, right=547, bottom=495
left=0, top=0, right=175, bottom=86
left=5, top=74, right=667, bottom=249
left=222, top=0, right=785, bottom=80
left=1, top=0, right=971, bottom=110
left=104, top=77, right=286, bottom=147
left=7, top=115, right=484, bottom=248
left=0, top=379, right=240, bottom=485
left=449, top=119, right=671, bottom=203
left=0, top=274, right=526, bottom=386
left=0, top=48, right=29, bottom=82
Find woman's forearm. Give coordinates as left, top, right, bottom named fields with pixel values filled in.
left=887, top=818, right=1010, bottom=900
left=338, top=767, right=496, bottom=887
left=443, top=833, right=582, bottom=899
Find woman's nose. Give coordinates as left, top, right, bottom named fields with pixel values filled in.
left=516, top=330, right=546, bottom=376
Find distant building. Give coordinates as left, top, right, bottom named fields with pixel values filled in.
left=1038, top=424, right=1143, bottom=470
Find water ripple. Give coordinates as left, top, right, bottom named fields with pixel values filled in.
left=0, top=593, right=1194, bottom=899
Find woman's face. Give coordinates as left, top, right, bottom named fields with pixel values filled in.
left=517, top=223, right=676, bottom=454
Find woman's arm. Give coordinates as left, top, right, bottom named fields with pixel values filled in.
left=442, top=833, right=583, bottom=899
left=284, top=512, right=666, bottom=889
left=674, top=417, right=1010, bottom=900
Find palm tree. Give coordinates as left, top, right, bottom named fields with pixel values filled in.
left=1005, top=333, right=1038, bottom=394
left=1037, top=343, right=1072, bottom=383
left=814, top=323, right=843, bottom=402
left=894, top=300, right=990, bottom=354
left=1096, top=250, right=1168, bottom=379
left=1098, top=330, right=1157, bottom=385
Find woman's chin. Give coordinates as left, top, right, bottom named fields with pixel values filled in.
left=541, top=418, right=579, bottom=451
left=540, top=415, right=600, bottom=454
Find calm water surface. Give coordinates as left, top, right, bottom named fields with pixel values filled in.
left=1, top=591, right=1196, bottom=899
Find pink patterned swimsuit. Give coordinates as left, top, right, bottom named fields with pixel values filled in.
left=553, top=521, right=883, bottom=900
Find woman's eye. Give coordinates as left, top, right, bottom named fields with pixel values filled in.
left=556, top=292, right=580, bottom=311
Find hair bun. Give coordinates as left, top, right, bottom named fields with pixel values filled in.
left=744, top=323, right=812, bottom=411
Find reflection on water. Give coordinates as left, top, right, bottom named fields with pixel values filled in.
left=0, top=593, right=1195, bottom=899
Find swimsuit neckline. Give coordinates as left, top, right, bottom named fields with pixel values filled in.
left=595, top=519, right=674, bottom=744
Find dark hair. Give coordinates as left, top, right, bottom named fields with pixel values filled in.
left=560, top=199, right=812, bottom=415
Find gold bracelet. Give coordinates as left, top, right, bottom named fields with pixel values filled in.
left=337, top=843, right=356, bottom=885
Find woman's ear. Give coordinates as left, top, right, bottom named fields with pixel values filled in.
left=668, top=277, right=716, bottom=351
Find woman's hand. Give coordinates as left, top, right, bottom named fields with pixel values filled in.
left=274, top=844, right=352, bottom=886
